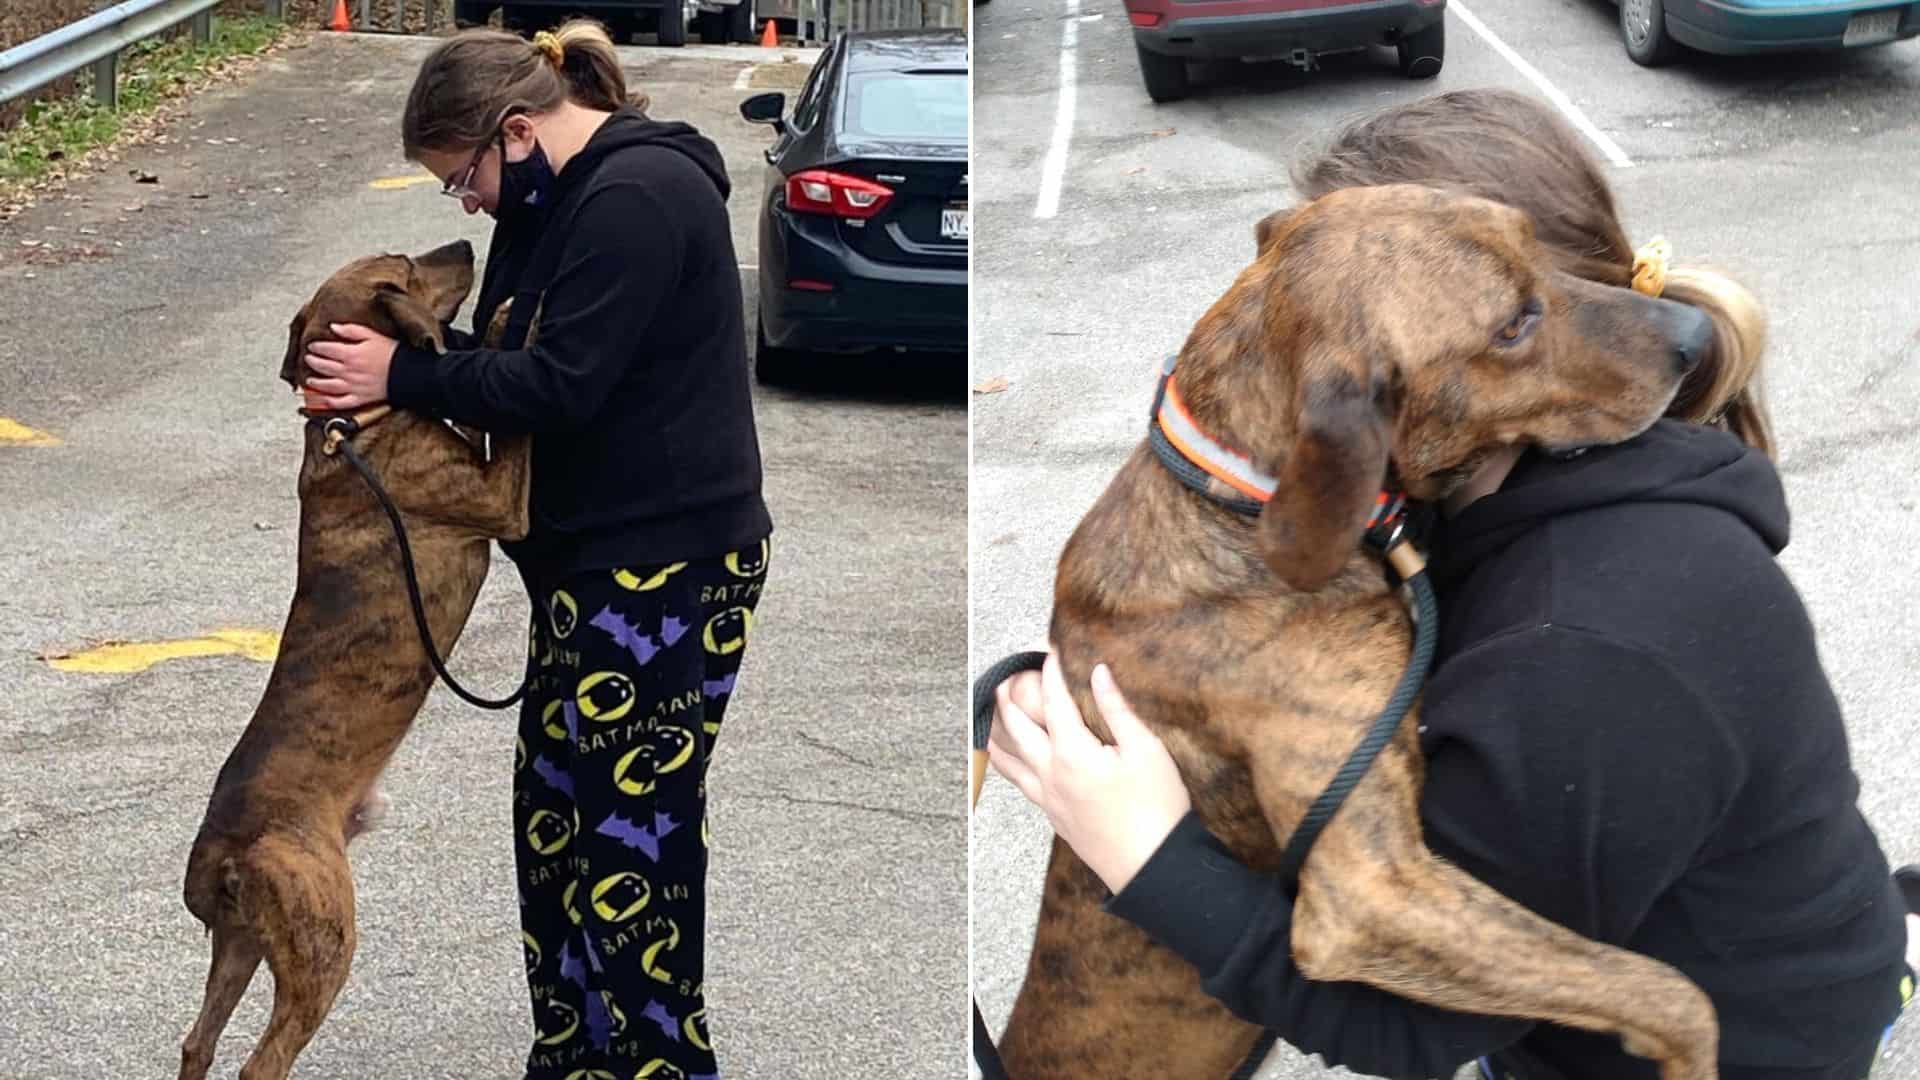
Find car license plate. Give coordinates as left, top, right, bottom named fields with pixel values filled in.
left=941, top=205, right=970, bottom=241
left=1843, top=9, right=1900, bottom=45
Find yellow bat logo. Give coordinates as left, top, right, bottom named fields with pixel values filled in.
left=591, top=871, right=651, bottom=923
left=564, top=1071, right=618, bottom=1080
left=642, top=918, right=681, bottom=983
left=549, top=589, right=579, bottom=638
left=702, top=606, right=753, bottom=656
left=725, top=538, right=769, bottom=578
left=603, top=990, right=628, bottom=1037
left=526, top=809, right=572, bottom=856
left=576, top=670, right=636, bottom=723
left=536, top=999, right=579, bottom=1045
left=522, top=931, right=541, bottom=975
left=543, top=698, right=570, bottom=741
left=515, top=734, right=528, bottom=771
left=612, top=726, right=695, bottom=797
left=613, top=562, right=688, bottom=592
left=634, top=1061, right=689, bottom=1080
left=684, top=1005, right=710, bottom=1051
left=563, top=879, right=582, bottom=926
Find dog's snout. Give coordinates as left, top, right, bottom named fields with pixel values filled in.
left=1641, top=295, right=1713, bottom=378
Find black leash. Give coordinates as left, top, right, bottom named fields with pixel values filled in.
left=969, top=558, right=1434, bottom=1079
left=328, top=417, right=529, bottom=711
left=969, top=356, right=1440, bottom=1076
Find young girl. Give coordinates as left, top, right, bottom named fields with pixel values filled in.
left=303, top=21, right=772, bottom=1079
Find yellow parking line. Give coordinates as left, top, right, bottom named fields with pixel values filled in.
left=0, top=418, right=60, bottom=446
left=369, top=174, right=438, bottom=191
left=42, top=629, right=281, bottom=673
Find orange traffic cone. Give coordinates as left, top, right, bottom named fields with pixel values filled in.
left=759, top=17, right=777, bottom=47
left=328, top=0, right=352, bottom=31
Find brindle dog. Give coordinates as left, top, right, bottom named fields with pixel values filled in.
left=998, top=185, right=1723, bottom=1079
left=178, top=239, right=532, bottom=1080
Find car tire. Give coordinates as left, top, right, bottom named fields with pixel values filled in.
left=697, top=9, right=725, bottom=42
left=1620, top=0, right=1680, bottom=66
left=726, top=0, right=755, bottom=42
left=756, top=318, right=800, bottom=385
left=1396, top=19, right=1444, bottom=78
left=657, top=0, right=689, bottom=46
left=1134, top=42, right=1190, bottom=103
left=452, top=1, right=493, bottom=27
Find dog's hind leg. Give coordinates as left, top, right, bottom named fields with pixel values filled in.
left=236, top=840, right=358, bottom=1080
left=998, top=836, right=1268, bottom=1080
left=179, top=926, right=264, bottom=1080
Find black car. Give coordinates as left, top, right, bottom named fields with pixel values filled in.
left=454, top=0, right=755, bottom=47
left=739, top=28, right=968, bottom=383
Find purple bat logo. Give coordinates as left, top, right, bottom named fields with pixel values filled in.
left=591, top=606, right=660, bottom=666
left=559, top=938, right=585, bottom=988
left=584, top=933, right=605, bottom=975
left=563, top=700, right=580, bottom=742
left=584, top=986, right=612, bottom=1050
left=702, top=673, right=736, bottom=699
left=640, top=1000, right=682, bottom=1043
left=595, top=811, right=682, bottom=862
left=533, top=755, right=574, bottom=799
left=589, top=606, right=690, bottom=668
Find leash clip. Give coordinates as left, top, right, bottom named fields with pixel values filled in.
left=321, top=415, right=360, bottom=457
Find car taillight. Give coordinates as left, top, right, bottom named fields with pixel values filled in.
left=785, top=169, right=894, bottom=220
left=1129, top=11, right=1161, bottom=25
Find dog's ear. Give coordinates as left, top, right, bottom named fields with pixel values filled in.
left=377, top=284, right=448, bottom=354
left=1253, top=208, right=1294, bottom=258
left=278, top=305, right=310, bottom=388
left=408, top=240, right=476, bottom=322
left=1254, top=353, right=1393, bottom=592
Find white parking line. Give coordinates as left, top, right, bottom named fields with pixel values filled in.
left=1450, top=0, right=1634, bottom=169
left=1033, top=0, right=1082, bottom=220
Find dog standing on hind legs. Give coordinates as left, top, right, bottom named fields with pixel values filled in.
left=179, top=239, right=534, bottom=1080
left=992, top=185, right=1725, bottom=1080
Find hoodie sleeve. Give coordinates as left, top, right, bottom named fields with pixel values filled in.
left=387, top=177, right=684, bottom=433
left=1104, top=624, right=1743, bottom=1078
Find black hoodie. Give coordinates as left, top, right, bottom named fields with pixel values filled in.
left=388, top=107, right=773, bottom=577
left=1107, top=420, right=1908, bottom=1079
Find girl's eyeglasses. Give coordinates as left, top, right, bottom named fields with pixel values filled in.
left=441, top=139, right=493, bottom=201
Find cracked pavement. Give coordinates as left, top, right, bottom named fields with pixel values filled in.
left=0, top=30, right=962, bottom=1080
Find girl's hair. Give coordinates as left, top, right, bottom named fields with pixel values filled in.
left=1290, top=89, right=1774, bottom=458
left=402, top=19, right=633, bottom=159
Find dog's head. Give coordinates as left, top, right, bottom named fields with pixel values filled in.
left=1204, top=184, right=1711, bottom=590
left=278, top=239, right=476, bottom=389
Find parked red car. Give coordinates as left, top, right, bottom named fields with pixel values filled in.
left=1123, top=0, right=1447, bottom=101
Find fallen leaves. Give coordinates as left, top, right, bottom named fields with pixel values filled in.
left=973, top=376, right=1011, bottom=394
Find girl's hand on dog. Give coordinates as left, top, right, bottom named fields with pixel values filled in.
left=989, top=654, right=1192, bottom=894
left=304, top=323, right=397, bottom=410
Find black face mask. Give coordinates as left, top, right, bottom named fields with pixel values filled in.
left=495, top=136, right=557, bottom=221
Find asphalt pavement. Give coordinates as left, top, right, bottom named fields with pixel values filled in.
left=0, top=29, right=965, bottom=1080
left=969, top=3, right=1920, bottom=1078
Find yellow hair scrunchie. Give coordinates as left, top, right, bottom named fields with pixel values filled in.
left=532, top=30, right=565, bottom=67
left=1632, top=236, right=1672, bottom=298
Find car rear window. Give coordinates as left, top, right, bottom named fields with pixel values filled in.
left=843, top=70, right=967, bottom=142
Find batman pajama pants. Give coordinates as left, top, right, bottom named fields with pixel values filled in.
left=512, top=539, right=770, bottom=1080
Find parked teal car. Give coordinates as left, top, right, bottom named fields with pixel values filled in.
left=1618, top=0, right=1920, bottom=65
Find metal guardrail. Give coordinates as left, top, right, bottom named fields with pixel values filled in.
left=780, top=0, right=961, bottom=44
left=0, top=0, right=286, bottom=109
